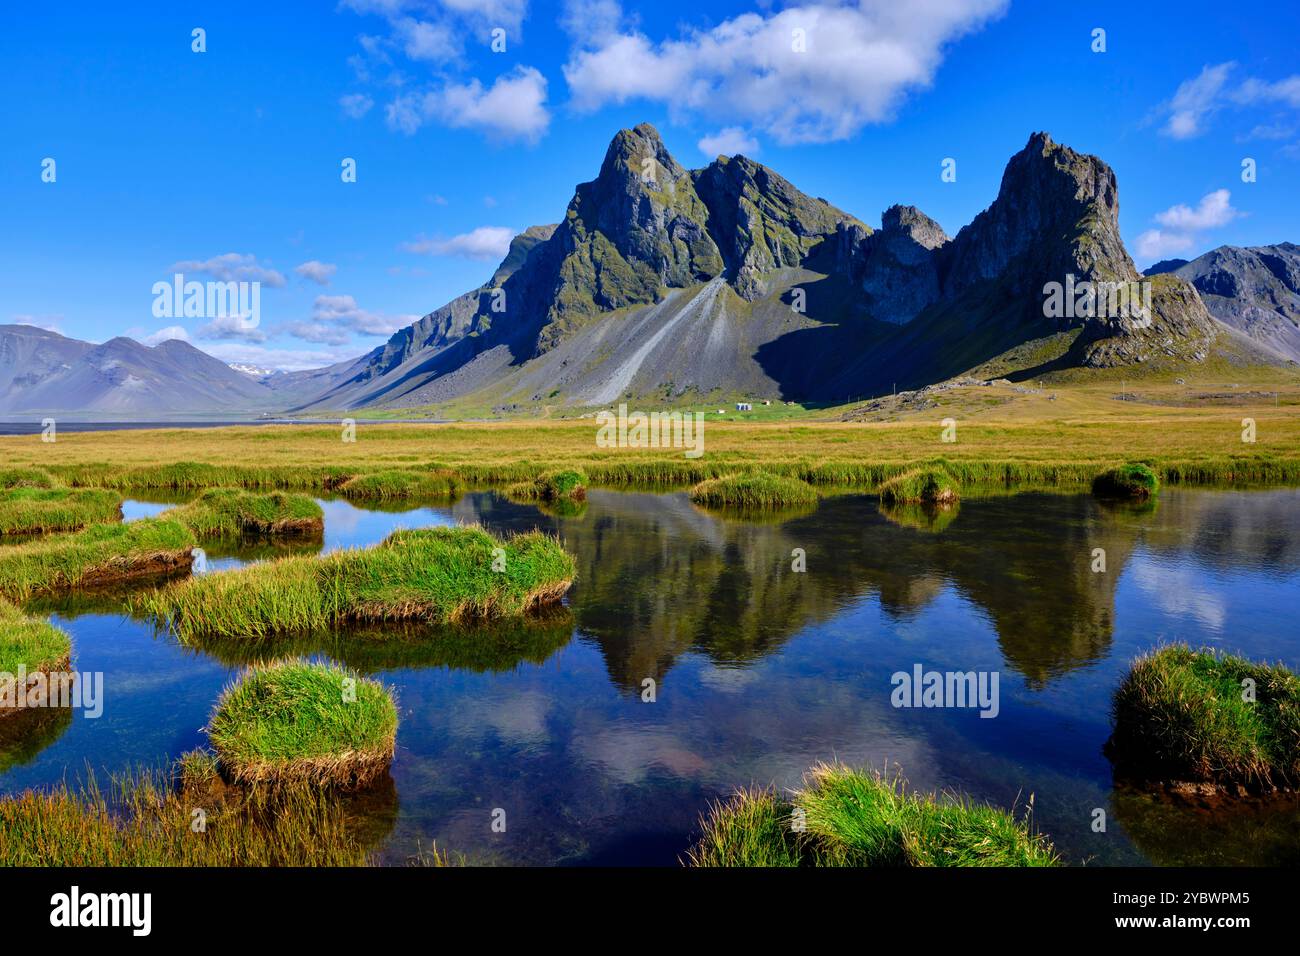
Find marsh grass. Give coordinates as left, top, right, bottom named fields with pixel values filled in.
left=1108, top=644, right=1300, bottom=792
left=688, top=474, right=819, bottom=509
left=142, top=525, right=576, bottom=641
left=0, top=762, right=374, bottom=865
left=0, top=490, right=328, bottom=599
left=0, top=519, right=196, bottom=600
left=208, top=660, right=398, bottom=789
left=0, top=487, right=121, bottom=535
left=1093, top=463, right=1161, bottom=499
left=506, top=468, right=588, bottom=503
left=687, top=764, right=1058, bottom=867
left=0, top=467, right=58, bottom=489
left=172, top=488, right=323, bottom=537
left=339, top=468, right=464, bottom=501
left=878, top=467, right=960, bottom=505
left=0, top=601, right=71, bottom=710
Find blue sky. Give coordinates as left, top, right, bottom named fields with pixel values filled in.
left=3, top=0, right=1298, bottom=370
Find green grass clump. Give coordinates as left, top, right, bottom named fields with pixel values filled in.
left=878, top=468, right=960, bottom=505
left=0, top=487, right=121, bottom=535
left=0, top=601, right=70, bottom=681
left=1093, top=463, right=1160, bottom=499
left=171, top=488, right=323, bottom=537
left=506, top=468, right=588, bottom=503
left=338, top=469, right=464, bottom=501
left=1108, top=645, right=1300, bottom=792
left=0, top=467, right=59, bottom=490
left=688, top=764, right=1058, bottom=867
left=0, top=518, right=196, bottom=600
left=142, top=525, right=576, bottom=641
left=688, top=474, right=819, bottom=509
left=208, top=660, right=398, bottom=789
left=0, top=763, right=374, bottom=865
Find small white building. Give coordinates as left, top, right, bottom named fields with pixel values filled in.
left=736, top=402, right=752, bottom=411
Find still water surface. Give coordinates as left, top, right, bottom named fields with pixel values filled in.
left=2, top=487, right=1298, bottom=865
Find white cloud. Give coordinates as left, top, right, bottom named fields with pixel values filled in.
left=1153, top=189, right=1239, bottom=231
left=341, top=1, right=545, bottom=141
left=698, top=126, right=759, bottom=157
left=141, top=325, right=190, bottom=346
left=1158, top=62, right=1300, bottom=140
left=288, top=294, right=417, bottom=342
left=1135, top=229, right=1196, bottom=261
left=439, top=0, right=529, bottom=31
left=386, top=66, right=550, bottom=141
left=196, top=313, right=269, bottom=343
left=1162, top=62, right=1234, bottom=139
left=168, top=253, right=287, bottom=288
left=340, top=93, right=374, bottom=118
left=403, top=226, right=516, bottom=260
left=1136, top=189, right=1241, bottom=264
left=562, top=0, right=1008, bottom=144
left=1234, top=75, right=1300, bottom=108
left=393, top=16, right=459, bottom=60
left=294, top=260, right=338, bottom=285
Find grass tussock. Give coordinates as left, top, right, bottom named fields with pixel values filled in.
left=506, top=469, right=588, bottom=503
left=878, top=468, right=961, bottom=505
left=338, top=468, right=464, bottom=501
left=0, top=519, right=196, bottom=600
left=141, top=525, right=576, bottom=641
left=0, top=467, right=59, bottom=490
left=172, top=488, right=323, bottom=537
left=208, top=660, right=398, bottom=789
left=687, top=764, right=1058, bottom=867
left=0, top=487, right=122, bottom=536
left=0, top=762, right=375, bottom=866
left=0, top=602, right=71, bottom=716
left=1093, top=463, right=1161, bottom=499
left=688, top=474, right=819, bottom=509
left=1108, top=644, right=1300, bottom=793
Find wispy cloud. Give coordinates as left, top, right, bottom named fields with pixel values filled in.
left=294, top=260, right=338, bottom=285
left=168, top=253, right=287, bottom=287
left=339, top=93, right=374, bottom=118
left=1135, top=189, right=1241, bottom=262
left=403, top=226, right=515, bottom=260
left=286, top=294, right=417, bottom=344
left=1157, top=61, right=1300, bottom=140
left=341, top=0, right=548, bottom=142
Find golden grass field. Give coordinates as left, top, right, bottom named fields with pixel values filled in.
left=3, top=378, right=1298, bottom=491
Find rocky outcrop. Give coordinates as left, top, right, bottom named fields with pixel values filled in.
left=1148, top=243, right=1300, bottom=362
left=692, top=154, right=858, bottom=299
left=853, top=205, right=947, bottom=324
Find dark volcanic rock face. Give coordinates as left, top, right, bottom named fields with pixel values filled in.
left=853, top=205, right=948, bottom=325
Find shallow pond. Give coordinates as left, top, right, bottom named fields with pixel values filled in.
left=2, top=487, right=1298, bottom=866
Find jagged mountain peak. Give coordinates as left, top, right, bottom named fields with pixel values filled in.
left=880, top=205, right=948, bottom=249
